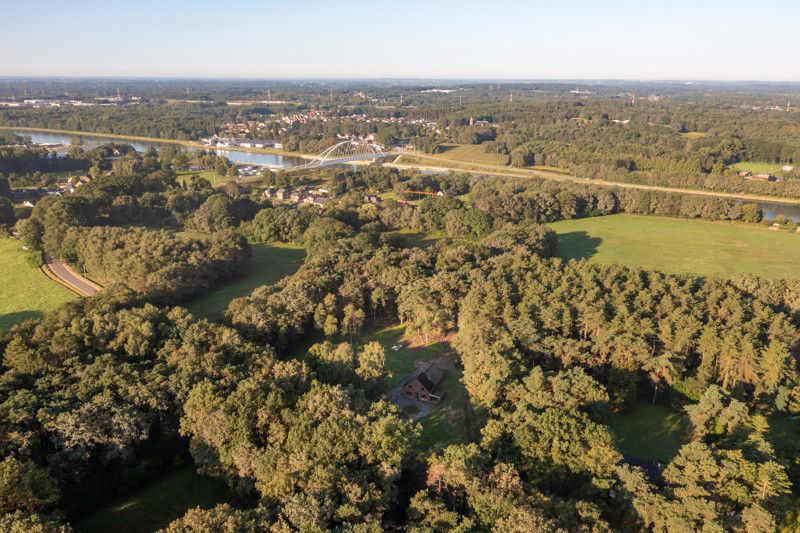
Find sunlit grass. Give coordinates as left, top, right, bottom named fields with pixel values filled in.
left=730, top=161, right=785, bottom=174
left=551, top=214, right=800, bottom=280
left=184, top=243, right=305, bottom=321
left=0, top=238, right=76, bottom=329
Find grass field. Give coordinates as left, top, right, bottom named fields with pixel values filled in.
left=0, top=238, right=76, bottom=330
left=608, top=402, right=689, bottom=462
left=184, top=243, right=305, bottom=321
left=550, top=214, right=800, bottom=279
left=75, top=465, right=238, bottom=533
left=680, top=131, right=707, bottom=139
left=730, top=161, right=786, bottom=174
left=366, top=325, right=472, bottom=451
left=382, top=229, right=440, bottom=249
left=176, top=169, right=230, bottom=187
left=433, top=144, right=510, bottom=166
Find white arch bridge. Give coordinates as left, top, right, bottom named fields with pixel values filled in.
left=291, top=140, right=393, bottom=170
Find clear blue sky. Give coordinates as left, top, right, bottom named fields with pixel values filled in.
left=3, top=0, right=799, bottom=80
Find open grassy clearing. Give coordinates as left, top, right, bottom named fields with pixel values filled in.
left=680, top=131, right=707, bottom=139
left=365, top=325, right=472, bottom=451
left=74, top=465, right=239, bottom=533
left=730, top=161, right=786, bottom=174
left=176, top=169, right=230, bottom=187
left=551, top=214, right=800, bottom=279
left=608, top=402, right=689, bottom=463
left=184, top=243, right=305, bottom=321
left=433, top=144, right=510, bottom=166
left=0, top=238, right=76, bottom=329
left=382, top=229, right=440, bottom=249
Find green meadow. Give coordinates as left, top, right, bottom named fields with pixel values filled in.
left=551, top=214, right=800, bottom=279
left=0, top=238, right=76, bottom=329
left=184, top=243, right=305, bottom=321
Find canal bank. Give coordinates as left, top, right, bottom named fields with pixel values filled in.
left=1, top=126, right=311, bottom=168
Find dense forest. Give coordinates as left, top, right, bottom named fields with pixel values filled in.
left=2, top=79, right=800, bottom=531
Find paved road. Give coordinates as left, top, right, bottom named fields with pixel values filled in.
left=389, top=153, right=800, bottom=207
left=44, top=254, right=99, bottom=296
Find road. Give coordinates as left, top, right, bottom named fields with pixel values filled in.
left=387, top=153, right=800, bottom=207
left=44, top=254, right=100, bottom=296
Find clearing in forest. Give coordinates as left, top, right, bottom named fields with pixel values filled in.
left=367, top=325, right=473, bottom=451
left=74, top=465, right=238, bottom=533
left=184, top=243, right=306, bottom=321
left=433, top=144, right=511, bottom=166
left=730, top=161, right=786, bottom=174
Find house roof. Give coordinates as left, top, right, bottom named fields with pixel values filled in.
left=404, top=362, right=444, bottom=392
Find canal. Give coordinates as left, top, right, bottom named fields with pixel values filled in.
left=11, top=130, right=306, bottom=168
left=10, top=129, right=800, bottom=220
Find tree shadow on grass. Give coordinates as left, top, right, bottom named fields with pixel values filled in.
left=0, top=310, right=44, bottom=330
left=385, top=232, right=438, bottom=249
left=556, top=231, right=602, bottom=261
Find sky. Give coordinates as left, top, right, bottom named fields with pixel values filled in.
left=2, top=0, right=800, bottom=80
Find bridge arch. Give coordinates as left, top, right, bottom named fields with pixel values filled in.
left=295, top=140, right=390, bottom=169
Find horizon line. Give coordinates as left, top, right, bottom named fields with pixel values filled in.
left=3, top=76, right=800, bottom=84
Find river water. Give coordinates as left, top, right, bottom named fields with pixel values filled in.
left=738, top=200, right=800, bottom=221
left=11, top=130, right=305, bottom=168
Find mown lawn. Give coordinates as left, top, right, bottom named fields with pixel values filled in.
left=551, top=214, right=800, bottom=279
left=74, top=465, right=239, bottom=533
left=433, top=144, right=510, bottom=166
left=365, top=325, right=471, bottom=451
left=184, top=243, right=305, bottom=321
left=607, top=402, right=689, bottom=463
left=0, top=238, right=76, bottom=329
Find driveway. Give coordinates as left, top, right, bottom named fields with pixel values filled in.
left=390, top=382, right=435, bottom=421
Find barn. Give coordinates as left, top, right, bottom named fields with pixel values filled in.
left=402, top=362, right=444, bottom=403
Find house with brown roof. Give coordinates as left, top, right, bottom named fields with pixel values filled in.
left=402, top=362, right=444, bottom=403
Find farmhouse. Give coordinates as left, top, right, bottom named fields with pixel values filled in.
left=402, top=362, right=444, bottom=403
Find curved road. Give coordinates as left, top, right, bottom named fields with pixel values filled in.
left=44, top=254, right=100, bottom=296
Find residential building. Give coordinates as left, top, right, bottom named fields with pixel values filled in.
left=402, top=362, right=444, bottom=403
